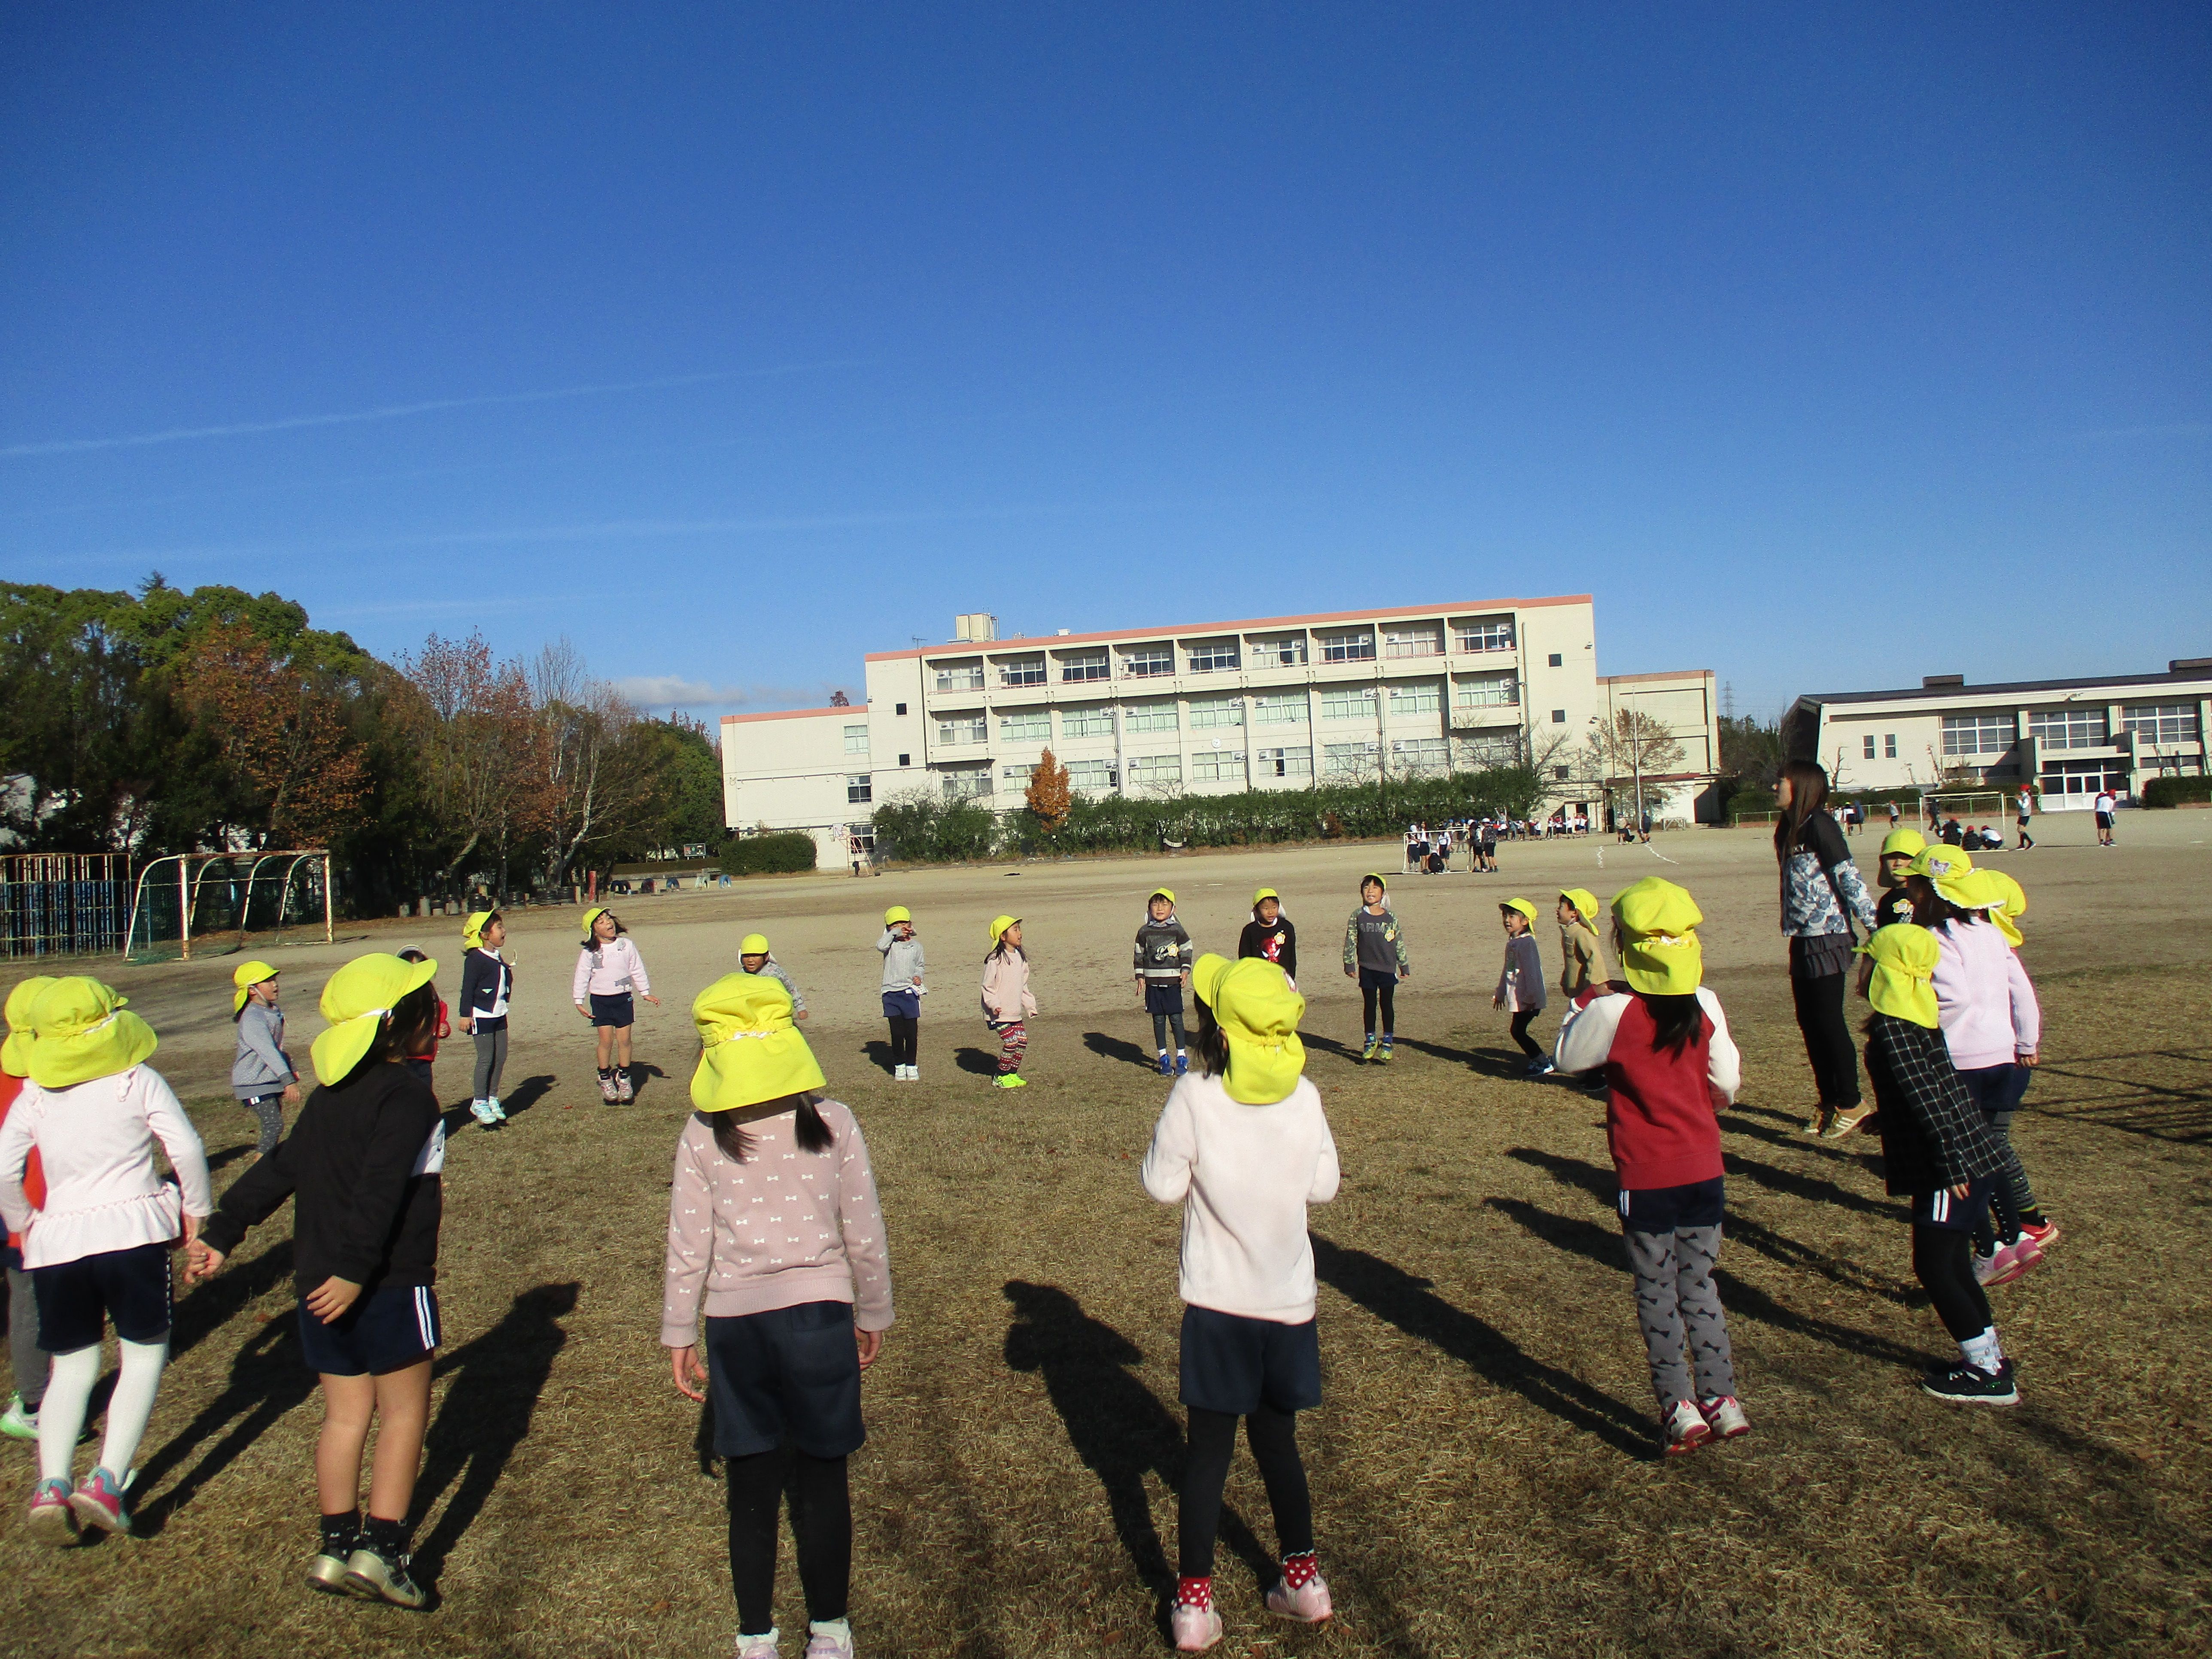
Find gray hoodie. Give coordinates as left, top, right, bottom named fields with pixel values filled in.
left=877, top=928, right=926, bottom=994
left=231, top=1000, right=297, bottom=1099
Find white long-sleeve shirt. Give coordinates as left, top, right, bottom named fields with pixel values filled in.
left=573, top=936, right=651, bottom=1003
left=1141, top=1071, right=1340, bottom=1324
left=0, top=1066, right=212, bottom=1269
left=1930, top=919, right=2041, bottom=1071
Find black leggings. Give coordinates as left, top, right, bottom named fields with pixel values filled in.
left=885, top=1016, right=917, bottom=1068
left=1361, top=981, right=1396, bottom=1037
left=1911, top=1226, right=1993, bottom=1342
left=1790, top=968, right=1862, bottom=1108
left=1179, top=1406, right=1311, bottom=1578
left=1152, top=1011, right=1187, bottom=1053
left=1509, top=1010, right=1543, bottom=1057
left=727, top=1449, right=850, bottom=1635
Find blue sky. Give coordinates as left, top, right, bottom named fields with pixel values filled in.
left=3, top=5, right=2206, bottom=720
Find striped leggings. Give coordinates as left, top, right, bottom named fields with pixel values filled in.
left=991, top=1021, right=1028, bottom=1075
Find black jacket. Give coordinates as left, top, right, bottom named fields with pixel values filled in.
left=201, top=1060, right=444, bottom=1295
left=1237, top=918, right=1298, bottom=981
left=458, top=947, right=514, bottom=1024
left=1864, top=1014, right=2006, bottom=1197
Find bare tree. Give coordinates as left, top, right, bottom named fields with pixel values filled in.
left=530, top=638, right=654, bottom=889
left=1574, top=709, right=1686, bottom=827
left=401, top=632, right=548, bottom=896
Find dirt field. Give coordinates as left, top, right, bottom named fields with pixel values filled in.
left=1, top=808, right=2207, bottom=1657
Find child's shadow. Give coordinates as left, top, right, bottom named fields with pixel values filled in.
left=861, top=1040, right=897, bottom=1075
left=1082, top=1032, right=1155, bottom=1070
left=954, top=1047, right=1000, bottom=1076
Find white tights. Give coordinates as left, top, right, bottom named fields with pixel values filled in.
left=38, top=1338, right=168, bottom=1485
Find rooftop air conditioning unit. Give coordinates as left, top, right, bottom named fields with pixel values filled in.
left=954, top=613, right=998, bottom=643
left=1922, top=674, right=1966, bottom=689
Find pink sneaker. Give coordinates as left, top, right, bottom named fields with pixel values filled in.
left=733, top=1632, right=780, bottom=1659
left=1170, top=1603, right=1222, bottom=1653
left=69, top=1466, right=131, bottom=1535
left=1662, top=1398, right=1712, bottom=1457
left=1975, top=1237, right=2043, bottom=1289
left=1698, top=1396, right=1751, bottom=1439
left=26, top=1477, right=78, bottom=1547
left=804, top=1620, right=855, bottom=1659
left=1265, top=1572, right=1333, bottom=1623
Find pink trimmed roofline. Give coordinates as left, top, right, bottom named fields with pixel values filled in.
left=862, top=595, right=1594, bottom=662
left=1597, top=669, right=1714, bottom=684
left=720, top=705, right=864, bottom=725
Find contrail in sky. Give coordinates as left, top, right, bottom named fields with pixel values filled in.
left=0, top=364, right=848, bottom=458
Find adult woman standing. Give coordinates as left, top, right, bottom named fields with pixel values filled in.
left=1775, top=760, right=1879, bottom=1138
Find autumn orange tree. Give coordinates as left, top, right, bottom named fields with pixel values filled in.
left=1024, top=749, right=1073, bottom=837
left=176, top=622, right=368, bottom=847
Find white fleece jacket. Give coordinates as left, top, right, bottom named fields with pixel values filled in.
left=1141, top=1071, right=1340, bottom=1324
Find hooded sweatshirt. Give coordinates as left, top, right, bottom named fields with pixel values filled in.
left=1142, top=1070, right=1339, bottom=1323
left=1929, top=919, right=2040, bottom=1071
left=877, top=929, right=926, bottom=994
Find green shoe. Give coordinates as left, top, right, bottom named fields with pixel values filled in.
left=994, top=1073, right=1028, bottom=1090
left=0, top=1394, right=39, bottom=1441
left=1360, top=1036, right=1379, bottom=1062
left=1376, top=1042, right=1395, bottom=1064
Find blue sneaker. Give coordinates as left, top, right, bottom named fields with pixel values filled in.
left=1157, top=1052, right=1174, bottom=1077
left=1174, top=1052, right=1189, bottom=1076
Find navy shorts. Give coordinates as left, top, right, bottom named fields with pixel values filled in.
left=881, top=989, right=921, bottom=1021
left=1179, top=1304, right=1321, bottom=1416
left=297, top=1283, right=441, bottom=1376
left=2095, top=812, right=2113, bottom=829
left=1912, top=1178, right=1995, bottom=1231
left=1958, top=1064, right=2031, bottom=1116
left=1617, top=1177, right=1726, bottom=1236
left=589, top=992, right=636, bottom=1028
left=1143, top=982, right=1185, bottom=1015
left=33, top=1242, right=173, bottom=1352
left=703, top=1300, right=866, bottom=1459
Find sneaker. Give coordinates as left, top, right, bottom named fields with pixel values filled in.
left=734, top=1634, right=781, bottom=1659
left=307, top=1547, right=354, bottom=1594
left=1818, top=1102, right=1876, bottom=1141
left=905, top=1066, right=919, bottom=1082
left=615, top=1070, right=635, bottom=1103
left=597, top=1071, right=619, bottom=1103
left=26, top=1476, right=77, bottom=1546
left=344, top=1539, right=428, bottom=1607
left=1977, top=1237, right=2044, bottom=1289
left=1920, top=1358, right=2018, bottom=1407
left=2019, top=1219, right=2062, bottom=1252
left=1174, top=1053, right=1189, bottom=1076
left=1157, top=1053, right=1174, bottom=1077
left=805, top=1620, right=857, bottom=1659
left=993, top=1073, right=1028, bottom=1090
left=486, top=1096, right=507, bottom=1121
left=69, top=1466, right=131, bottom=1535
left=468, top=1099, right=498, bottom=1126
left=1360, top=1036, right=1379, bottom=1062
left=1661, top=1398, right=1712, bottom=1457
left=1374, top=1042, right=1394, bottom=1065
left=1524, top=1057, right=1555, bottom=1077
left=1265, top=1571, right=1333, bottom=1623
left=1171, top=1602, right=1223, bottom=1653
left=1698, top=1395, right=1751, bottom=1439
left=0, top=1393, right=39, bottom=1440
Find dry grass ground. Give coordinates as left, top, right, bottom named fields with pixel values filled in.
left=0, top=808, right=2207, bottom=1657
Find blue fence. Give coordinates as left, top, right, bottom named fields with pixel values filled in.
left=0, top=855, right=125, bottom=959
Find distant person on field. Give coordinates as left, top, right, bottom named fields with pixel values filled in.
left=1135, top=888, right=1196, bottom=1078
left=2093, top=787, right=2118, bottom=847
left=981, top=915, right=1037, bottom=1089
left=739, top=933, right=808, bottom=1020
left=1341, top=873, right=1409, bottom=1064
left=0, top=980, right=53, bottom=1446
left=231, top=961, right=301, bottom=1161
left=1887, top=800, right=1901, bottom=830
left=2014, top=786, right=2035, bottom=850
left=573, top=907, right=658, bottom=1103
left=1495, top=899, right=1550, bottom=1076
left=1239, top=887, right=1299, bottom=988
left=876, top=907, right=925, bottom=1081
left=457, top=912, right=514, bottom=1127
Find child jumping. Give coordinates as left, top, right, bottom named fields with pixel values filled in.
left=1237, top=888, right=1298, bottom=987
left=188, top=952, right=448, bottom=1604
left=231, top=960, right=301, bottom=1161
left=1495, top=898, right=1550, bottom=1076
left=876, top=907, right=926, bottom=1081
left=0, top=978, right=54, bottom=1446
left=1143, top=954, right=1340, bottom=1652
left=1553, top=879, right=1749, bottom=1456
left=1135, top=887, right=1195, bottom=1077
left=664, top=972, right=892, bottom=1659
left=1342, top=874, right=1409, bottom=1063
left=981, top=915, right=1036, bottom=1090
left=0, top=977, right=212, bottom=1540
left=573, top=906, right=659, bottom=1103
left=458, top=911, right=514, bottom=1127
left=740, top=933, right=809, bottom=1020
left=1856, top=924, right=2019, bottom=1405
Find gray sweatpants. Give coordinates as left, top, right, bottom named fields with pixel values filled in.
left=473, top=1027, right=509, bottom=1101
left=5, top=1263, right=46, bottom=1407
left=1627, top=1224, right=1736, bottom=1409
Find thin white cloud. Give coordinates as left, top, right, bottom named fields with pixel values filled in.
left=614, top=675, right=843, bottom=711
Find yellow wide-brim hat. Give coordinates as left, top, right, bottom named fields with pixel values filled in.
left=27, top=976, right=158, bottom=1089
left=1863, top=923, right=1941, bottom=1028
left=232, top=958, right=280, bottom=1014
left=1502, top=897, right=1539, bottom=926
left=883, top=905, right=912, bottom=925
left=1982, top=869, right=2027, bottom=948
left=740, top=933, right=771, bottom=956
left=988, top=914, right=1021, bottom=946
left=1904, top=845, right=1977, bottom=908
left=1252, top=887, right=1279, bottom=907
left=462, top=911, right=495, bottom=949
left=1191, top=952, right=1230, bottom=1009
left=1202, top=954, right=1307, bottom=1105
left=690, top=972, right=826, bottom=1113
left=1880, top=827, right=1927, bottom=859
left=1559, top=888, right=1600, bottom=925
left=2, top=975, right=58, bottom=1079
left=580, top=905, right=612, bottom=942
left=312, top=953, right=438, bottom=1088
left=1612, top=878, right=1704, bottom=997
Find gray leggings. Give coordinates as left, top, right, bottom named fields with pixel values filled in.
left=473, top=1027, right=509, bottom=1100
left=240, top=1094, right=285, bottom=1157
left=1627, top=1224, right=1736, bottom=1408
left=5, top=1263, right=46, bottom=1407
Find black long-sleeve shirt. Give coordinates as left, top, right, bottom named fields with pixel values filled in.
left=200, top=1060, right=444, bottom=1295
left=1237, top=918, right=1298, bottom=982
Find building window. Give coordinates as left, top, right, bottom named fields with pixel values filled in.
left=2125, top=703, right=2201, bottom=747
left=846, top=775, right=872, bottom=804
left=1255, top=745, right=1314, bottom=779
left=940, top=767, right=991, bottom=799
left=998, top=656, right=1046, bottom=688
left=2027, top=708, right=2108, bottom=751
left=1125, top=701, right=1179, bottom=733
left=1322, top=741, right=1379, bottom=776
left=894, top=702, right=907, bottom=716
left=843, top=723, right=869, bottom=756
left=1320, top=687, right=1378, bottom=721
left=1547, top=653, right=1562, bottom=667
left=1064, top=759, right=1119, bottom=791
left=1454, top=617, right=1514, bottom=653
left=933, top=660, right=984, bottom=692
left=1252, top=695, right=1309, bottom=726
left=1189, top=696, right=1244, bottom=729
left=1060, top=705, right=1115, bottom=738
left=1060, top=651, right=1110, bottom=683
left=999, top=711, right=1049, bottom=742
left=1942, top=712, right=2014, bottom=756
left=936, top=712, right=986, bottom=746
left=1387, top=684, right=1440, bottom=717
left=1554, top=766, right=1570, bottom=781
left=1191, top=749, right=1246, bottom=781
left=1390, top=737, right=1449, bottom=774
left=1452, top=675, right=1518, bottom=711
left=898, top=753, right=911, bottom=766
left=1319, top=629, right=1375, bottom=663
left=1885, top=733, right=1897, bottom=758
left=1551, top=709, right=1567, bottom=724
left=1863, top=735, right=1877, bottom=759
left=1186, top=640, right=1240, bottom=674
left=1250, top=635, right=1307, bottom=667
left=1126, top=754, right=1183, bottom=785
left=1459, top=732, right=1525, bottom=768
left=1382, top=623, right=1443, bottom=659
left=1001, top=763, right=1036, bottom=785
left=1122, top=644, right=1175, bottom=678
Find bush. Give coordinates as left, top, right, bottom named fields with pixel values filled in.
left=718, top=832, right=817, bottom=876
left=869, top=791, right=1000, bottom=862
left=2142, top=775, right=2212, bottom=808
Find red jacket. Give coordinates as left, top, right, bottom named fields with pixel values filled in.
left=0, top=1075, right=46, bottom=1251
left=1553, top=988, right=1742, bottom=1191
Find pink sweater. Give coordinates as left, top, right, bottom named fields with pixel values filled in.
left=573, top=936, right=651, bottom=1003
left=660, top=1098, right=893, bottom=1346
left=1930, top=918, right=2041, bottom=1071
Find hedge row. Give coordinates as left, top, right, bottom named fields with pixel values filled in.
left=718, top=832, right=818, bottom=875
left=2143, top=775, right=2212, bottom=808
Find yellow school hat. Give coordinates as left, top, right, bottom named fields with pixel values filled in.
left=27, top=977, right=159, bottom=1090
left=1360, top=872, right=1387, bottom=890
left=2, top=976, right=56, bottom=1079
left=1252, top=887, right=1279, bottom=907
left=1982, top=869, right=2027, bottom=948
left=462, top=910, right=495, bottom=949
left=1197, top=953, right=1308, bottom=1105
left=1149, top=888, right=1176, bottom=905
left=1863, top=923, right=1940, bottom=1028
left=232, top=959, right=280, bottom=1015
left=311, top=953, right=438, bottom=1088
left=690, top=972, right=825, bottom=1113
left=740, top=933, right=771, bottom=956
left=988, top=914, right=1021, bottom=946
left=1502, top=897, right=1540, bottom=926
left=1559, top=888, right=1600, bottom=925
left=1612, top=878, right=1704, bottom=997
left=1904, top=845, right=1977, bottom=907
left=883, top=905, right=912, bottom=925
left=1879, top=827, right=1927, bottom=859
left=1191, top=951, right=1230, bottom=1009
left=580, top=905, right=612, bottom=942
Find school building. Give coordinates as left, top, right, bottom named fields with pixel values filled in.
left=721, top=597, right=1723, bottom=861
left=1783, top=658, right=2212, bottom=809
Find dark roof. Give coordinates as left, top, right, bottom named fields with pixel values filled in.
left=1794, top=666, right=2212, bottom=710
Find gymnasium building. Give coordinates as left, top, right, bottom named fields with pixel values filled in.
left=720, top=596, right=1722, bottom=862
left=1784, top=659, right=2212, bottom=809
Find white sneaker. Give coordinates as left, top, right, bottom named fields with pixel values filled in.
left=804, top=1619, right=856, bottom=1658
left=486, top=1096, right=507, bottom=1121
left=468, top=1100, right=497, bottom=1126
left=734, top=1631, right=780, bottom=1659
left=897, top=1065, right=915, bottom=1081
left=1698, top=1395, right=1751, bottom=1439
